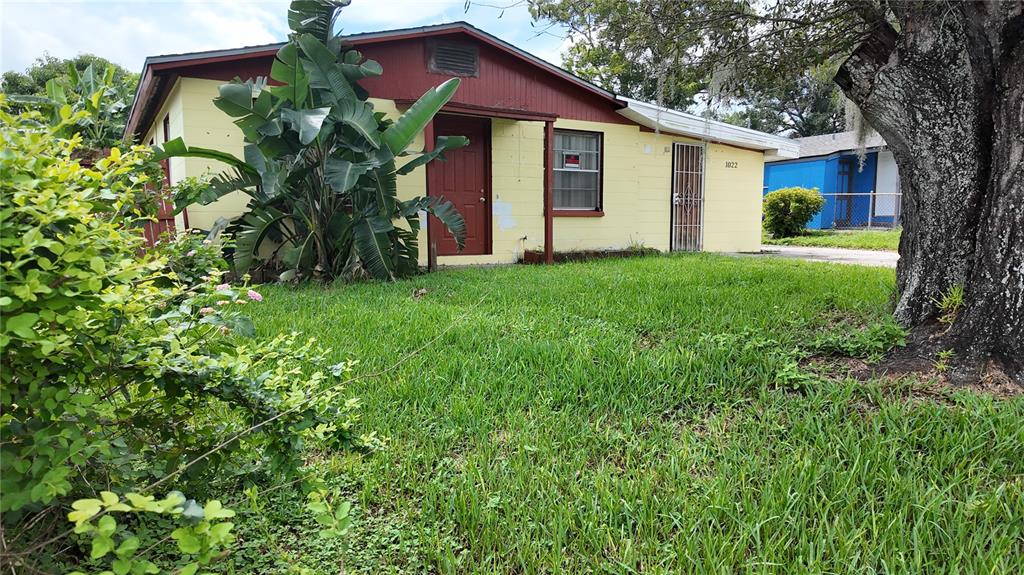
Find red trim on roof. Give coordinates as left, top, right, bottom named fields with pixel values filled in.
left=126, top=22, right=625, bottom=141
left=394, top=99, right=558, bottom=122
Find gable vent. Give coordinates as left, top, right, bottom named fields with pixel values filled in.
left=429, top=41, right=479, bottom=76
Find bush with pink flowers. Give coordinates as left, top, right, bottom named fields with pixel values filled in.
left=155, top=229, right=230, bottom=286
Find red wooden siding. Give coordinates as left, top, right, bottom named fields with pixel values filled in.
left=142, top=158, right=176, bottom=246
left=357, top=38, right=630, bottom=124
left=169, top=31, right=629, bottom=124
left=142, top=115, right=176, bottom=246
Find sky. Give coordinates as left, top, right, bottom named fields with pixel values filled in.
left=0, top=0, right=571, bottom=75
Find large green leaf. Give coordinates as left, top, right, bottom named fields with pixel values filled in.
left=395, top=135, right=470, bottom=175
left=393, top=226, right=420, bottom=278
left=151, top=137, right=258, bottom=177
left=213, top=81, right=281, bottom=142
left=324, top=158, right=370, bottom=193
left=338, top=49, right=383, bottom=81
left=269, top=43, right=309, bottom=106
left=287, top=0, right=349, bottom=41
left=395, top=195, right=466, bottom=251
left=233, top=206, right=292, bottom=275
left=352, top=215, right=395, bottom=280
left=170, top=168, right=260, bottom=213
left=6, top=94, right=53, bottom=107
left=367, top=160, right=398, bottom=215
left=44, top=78, right=68, bottom=107
left=281, top=107, right=330, bottom=145
left=331, top=100, right=380, bottom=148
left=242, top=144, right=285, bottom=201
left=382, top=78, right=461, bottom=155
left=426, top=196, right=467, bottom=251
left=296, top=33, right=356, bottom=104
left=214, top=82, right=260, bottom=117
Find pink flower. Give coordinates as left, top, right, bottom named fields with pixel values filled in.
left=216, top=300, right=230, bottom=306
left=215, top=283, right=230, bottom=291
left=186, top=250, right=197, bottom=257
left=247, top=290, right=263, bottom=302
left=199, top=307, right=215, bottom=315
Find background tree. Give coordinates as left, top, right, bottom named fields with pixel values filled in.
left=531, top=2, right=845, bottom=136
left=531, top=0, right=1024, bottom=383
left=720, top=68, right=846, bottom=136
left=7, top=62, right=134, bottom=151
left=534, top=0, right=704, bottom=110
left=1, top=53, right=138, bottom=140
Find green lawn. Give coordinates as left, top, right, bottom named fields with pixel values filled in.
left=242, top=254, right=1022, bottom=574
left=763, top=228, right=902, bottom=251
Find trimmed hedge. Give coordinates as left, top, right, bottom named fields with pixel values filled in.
left=763, top=187, right=826, bottom=238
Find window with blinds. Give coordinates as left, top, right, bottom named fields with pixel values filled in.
left=553, top=130, right=602, bottom=210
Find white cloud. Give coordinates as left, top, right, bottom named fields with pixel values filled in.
left=340, top=0, right=465, bottom=28
left=1, top=0, right=290, bottom=73
left=0, top=0, right=563, bottom=75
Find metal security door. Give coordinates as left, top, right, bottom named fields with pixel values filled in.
left=671, top=143, right=705, bottom=251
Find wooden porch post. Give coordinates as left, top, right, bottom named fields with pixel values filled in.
left=543, top=120, right=554, bottom=264
left=424, top=119, right=437, bottom=272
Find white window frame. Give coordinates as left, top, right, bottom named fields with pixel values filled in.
left=553, top=129, right=603, bottom=211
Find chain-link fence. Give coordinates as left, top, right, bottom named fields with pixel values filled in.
left=819, top=192, right=901, bottom=229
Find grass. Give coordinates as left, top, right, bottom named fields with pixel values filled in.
left=243, top=254, right=1023, bottom=574
left=763, top=228, right=901, bottom=251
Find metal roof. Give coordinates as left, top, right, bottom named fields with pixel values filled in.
left=774, top=130, right=887, bottom=161
left=618, top=98, right=800, bottom=158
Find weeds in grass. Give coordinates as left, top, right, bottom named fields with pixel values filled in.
left=810, top=321, right=907, bottom=362
left=933, top=284, right=965, bottom=327
left=934, top=349, right=956, bottom=373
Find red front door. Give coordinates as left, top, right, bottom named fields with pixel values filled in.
left=428, top=114, right=490, bottom=255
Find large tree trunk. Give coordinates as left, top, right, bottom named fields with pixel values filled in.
left=835, top=1, right=1024, bottom=383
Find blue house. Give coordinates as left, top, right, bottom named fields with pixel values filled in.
left=764, top=131, right=901, bottom=229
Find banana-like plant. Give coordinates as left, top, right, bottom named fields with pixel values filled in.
left=7, top=62, right=128, bottom=149
left=153, top=0, right=467, bottom=281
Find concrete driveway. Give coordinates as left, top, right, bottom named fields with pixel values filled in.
left=756, top=245, right=899, bottom=268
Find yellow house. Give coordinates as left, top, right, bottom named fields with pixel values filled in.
left=126, top=22, right=798, bottom=266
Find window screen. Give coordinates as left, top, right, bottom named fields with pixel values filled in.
left=553, top=130, right=601, bottom=210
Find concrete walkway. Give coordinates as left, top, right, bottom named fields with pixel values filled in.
left=755, top=245, right=899, bottom=268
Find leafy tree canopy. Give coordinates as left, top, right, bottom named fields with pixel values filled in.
left=2, top=53, right=140, bottom=148
left=2, top=53, right=138, bottom=98
left=719, top=67, right=845, bottom=136
left=530, top=0, right=856, bottom=135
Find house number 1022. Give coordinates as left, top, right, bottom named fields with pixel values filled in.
left=724, top=161, right=739, bottom=168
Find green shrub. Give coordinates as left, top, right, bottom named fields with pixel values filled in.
left=0, top=100, right=369, bottom=574
left=763, top=187, right=826, bottom=238
left=155, top=229, right=230, bottom=287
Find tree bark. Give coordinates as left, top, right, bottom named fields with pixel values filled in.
left=835, top=1, right=1024, bottom=382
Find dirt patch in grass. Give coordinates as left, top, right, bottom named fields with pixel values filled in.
left=635, top=328, right=676, bottom=350
left=804, top=353, right=1023, bottom=403
left=806, top=316, right=1022, bottom=401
